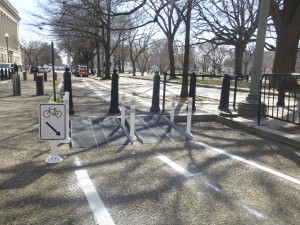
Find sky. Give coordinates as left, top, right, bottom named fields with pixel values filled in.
left=8, top=0, right=67, bottom=64
left=8, top=0, right=40, bottom=41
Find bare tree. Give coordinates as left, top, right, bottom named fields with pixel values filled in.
left=148, top=0, right=184, bottom=78
left=270, top=0, right=300, bottom=74
left=194, top=0, right=260, bottom=76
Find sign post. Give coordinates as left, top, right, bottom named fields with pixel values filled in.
left=39, top=103, right=66, bottom=163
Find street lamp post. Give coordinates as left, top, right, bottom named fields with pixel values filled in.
left=5, top=33, right=9, bottom=63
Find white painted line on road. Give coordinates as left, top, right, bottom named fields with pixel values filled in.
left=192, top=141, right=300, bottom=186
left=239, top=203, right=264, bottom=220
left=157, top=155, right=193, bottom=177
left=75, top=169, right=115, bottom=225
left=157, top=155, right=221, bottom=193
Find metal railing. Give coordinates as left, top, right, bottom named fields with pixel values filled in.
left=161, top=73, right=245, bottom=113
left=258, top=73, right=300, bottom=125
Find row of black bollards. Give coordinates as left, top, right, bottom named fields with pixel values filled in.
left=0, top=68, right=11, bottom=80
left=107, top=71, right=239, bottom=115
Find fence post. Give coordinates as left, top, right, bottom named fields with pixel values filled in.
left=150, top=71, right=161, bottom=112
left=109, top=69, right=120, bottom=113
left=276, top=76, right=286, bottom=107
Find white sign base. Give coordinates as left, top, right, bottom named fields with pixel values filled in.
left=45, top=141, right=63, bottom=164
left=61, top=137, right=71, bottom=144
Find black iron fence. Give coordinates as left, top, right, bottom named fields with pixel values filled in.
left=258, top=73, right=300, bottom=125
left=162, top=73, right=245, bottom=113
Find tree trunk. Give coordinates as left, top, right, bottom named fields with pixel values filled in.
left=180, top=0, right=192, bottom=98
left=273, top=34, right=299, bottom=73
left=168, top=36, right=176, bottom=78
left=234, top=44, right=246, bottom=76
left=271, top=30, right=300, bottom=90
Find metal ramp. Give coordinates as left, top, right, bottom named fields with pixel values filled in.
left=128, top=115, right=192, bottom=144
left=71, top=116, right=132, bottom=148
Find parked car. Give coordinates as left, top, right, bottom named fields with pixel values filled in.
left=74, top=65, right=88, bottom=77
left=30, top=65, right=39, bottom=74
left=38, top=67, right=49, bottom=73
left=79, top=66, right=88, bottom=77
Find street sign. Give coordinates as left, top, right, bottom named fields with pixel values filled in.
left=39, top=103, right=66, bottom=140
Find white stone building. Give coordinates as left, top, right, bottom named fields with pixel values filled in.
left=0, top=0, right=21, bottom=66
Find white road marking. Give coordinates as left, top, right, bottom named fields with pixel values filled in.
left=157, top=155, right=222, bottom=192
left=192, top=141, right=300, bottom=186
left=75, top=170, right=115, bottom=225
left=157, top=154, right=269, bottom=222
left=157, top=155, right=193, bottom=177
left=239, top=203, right=264, bottom=220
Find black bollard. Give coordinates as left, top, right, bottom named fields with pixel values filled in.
left=23, top=71, right=27, bottom=81
left=277, top=77, right=286, bottom=107
left=150, top=71, right=161, bottom=112
left=0, top=68, right=3, bottom=80
left=63, top=67, right=75, bottom=115
left=53, top=72, right=57, bottom=81
left=186, top=72, right=196, bottom=111
left=44, top=72, right=47, bottom=81
left=36, top=75, right=44, bottom=95
left=4, top=68, right=8, bottom=80
left=109, top=69, right=120, bottom=114
left=12, top=74, right=21, bottom=96
left=218, top=74, right=231, bottom=112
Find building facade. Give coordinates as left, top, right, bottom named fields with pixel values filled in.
left=0, top=0, right=21, bottom=66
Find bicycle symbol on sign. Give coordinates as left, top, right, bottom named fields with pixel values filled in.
left=43, top=107, right=62, bottom=118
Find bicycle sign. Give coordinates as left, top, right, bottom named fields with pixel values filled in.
left=39, top=103, right=66, bottom=140
left=43, top=107, right=62, bottom=118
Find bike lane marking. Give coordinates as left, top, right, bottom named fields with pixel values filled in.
left=192, top=141, right=300, bottom=186
left=156, top=154, right=280, bottom=223
left=75, top=169, right=116, bottom=225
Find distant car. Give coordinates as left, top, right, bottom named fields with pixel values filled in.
left=74, top=65, right=88, bottom=77
left=30, top=65, right=39, bottom=74
left=38, top=67, right=48, bottom=73
left=79, top=66, right=88, bottom=77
